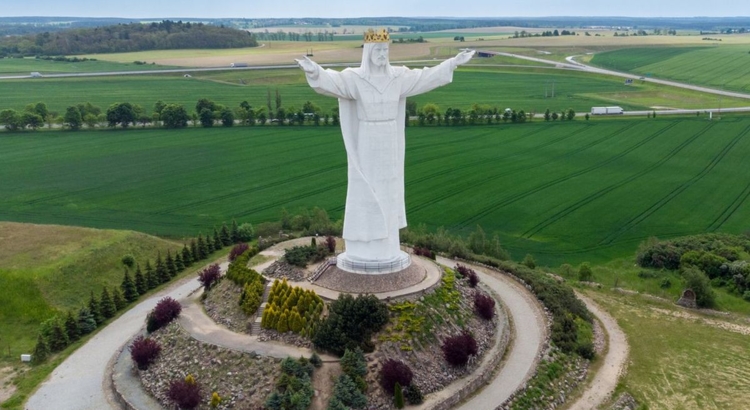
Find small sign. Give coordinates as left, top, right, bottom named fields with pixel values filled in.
left=21, top=354, right=31, bottom=362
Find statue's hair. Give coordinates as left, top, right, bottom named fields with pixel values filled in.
left=360, top=42, right=392, bottom=76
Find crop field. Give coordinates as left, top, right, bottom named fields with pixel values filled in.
left=0, top=57, right=175, bottom=76
left=2, top=116, right=750, bottom=266
left=590, top=45, right=750, bottom=93
left=0, top=67, right=744, bottom=116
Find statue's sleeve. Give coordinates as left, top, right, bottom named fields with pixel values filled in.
left=304, top=65, right=354, bottom=100
left=401, top=58, right=456, bottom=97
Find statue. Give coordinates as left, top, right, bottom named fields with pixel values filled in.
left=297, top=29, right=474, bottom=274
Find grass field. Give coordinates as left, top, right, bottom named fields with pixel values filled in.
left=587, top=290, right=750, bottom=410
left=0, top=57, right=176, bottom=76
left=0, top=67, right=745, bottom=117
left=590, top=45, right=750, bottom=93
left=0, top=222, right=183, bottom=359
left=2, top=116, right=750, bottom=267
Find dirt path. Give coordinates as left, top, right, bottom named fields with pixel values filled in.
left=566, top=292, right=629, bottom=410
left=310, top=362, right=342, bottom=410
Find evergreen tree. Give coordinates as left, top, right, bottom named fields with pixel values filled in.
left=154, top=253, right=169, bottom=284
left=88, top=291, right=103, bottom=325
left=394, top=383, right=405, bottom=409
left=100, top=287, right=116, bottom=319
left=48, top=320, right=69, bottom=352
left=213, top=227, right=222, bottom=250
left=112, top=286, right=126, bottom=311
left=277, top=312, right=289, bottom=333
left=121, top=269, right=139, bottom=303
left=220, top=223, right=232, bottom=246
left=231, top=219, right=240, bottom=243
left=197, top=234, right=208, bottom=259
left=77, top=307, right=97, bottom=335
left=64, top=311, right=80, bottom=342
left=145, top=260, right=159, bottom=289
left=205, top=232, right=216, bottom=254
left=32, top=334, right=50, bottom=364
left=174, top=251, right=185, bottom=272
left=182, top=244, right=193, bottom=267
left=134, top=264, right=147, bottom=295
left=165, top=250, right=177, bottom=278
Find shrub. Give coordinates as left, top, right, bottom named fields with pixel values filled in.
left=682, top=266, right=716, bottom=308
left=467, top=269, right=479, bottom=287
left=379, top=359, right=413, bottom=394
left=522, top=254, right=536, bottom=269
left=578, top=263, right=593, bottom=282
left=441, top=332, right=477, bottom=366
left=309, top=352, right=323, bottom=368
left=394, top=382, right=405, bottom=409
left=325, top=236, right=336, bottom=253
left=198, top=264, right=221, bottom=291
left=455, top=264, right=479, bottom=286
left=32, top=334, right=50, bottom=364
left=129, top=335, right=161, bottom=370
left=413, top=246, right=435, bottom=260
left=229, top=242, right=250, bottom=262
left=121, top=254, right=135, bottom=268
left=474, top=292, right=495, bottom=320
left=147, top=297, right=182, bottom=332
left=455, top=264, right=472, bottom=278
left=313, top=294, right=389, bottom=356
left=743, top=291, right=750, bottom=302
left=167, top=375, right=202, bottom=409
left=210, top=391, right=221, bottom=408
left=330, top=374, right=367, bottom=409
left=660, top=278, right=672, bottom=289
left=404, top=384, right=424, bottom=405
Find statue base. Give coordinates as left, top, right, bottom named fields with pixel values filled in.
left=335, top=251, right=411, bottom=274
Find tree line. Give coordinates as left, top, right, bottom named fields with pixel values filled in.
left=0, top=20, right=258, bottom=57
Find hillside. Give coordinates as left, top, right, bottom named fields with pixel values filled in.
left=0, top=20, right=258, bottom=57
left=0, top=222, right=183, bottom=357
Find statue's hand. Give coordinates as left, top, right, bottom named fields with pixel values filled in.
left=453, top=49, right=475, bottom=66
left=295, top=56, right=317, bottom=75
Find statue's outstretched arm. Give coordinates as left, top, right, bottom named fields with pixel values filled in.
left=295, top=56, right=320, bottom=79
left=451, top=49, right=475, bottom=68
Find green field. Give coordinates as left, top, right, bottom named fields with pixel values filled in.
left=2, top=116, right=750, bottom=266
left=590, top=45, right=750, bottom=93
left=0, top=67, right=744, bottom=116
left=0, top=57, right=176, bottom=76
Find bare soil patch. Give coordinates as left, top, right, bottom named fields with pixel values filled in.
left=0, top=367, right=17, bottom=404
left=310, top=362, right=342, bottom=410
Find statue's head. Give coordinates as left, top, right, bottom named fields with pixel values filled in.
left=362, top=29, right=390, bottom=72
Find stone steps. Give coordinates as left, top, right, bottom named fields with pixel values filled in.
left=250, top=282, right=274, bottom=335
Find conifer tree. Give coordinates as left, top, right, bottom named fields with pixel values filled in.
left=112, top=286, right=126, bottom=311
left=155, top=253, right=170, bottom=284
left=206, top=232, right=215, bottom=254
left=291, top=311, right=303, bottom=333
left=220, top=223, right=232, bottom=246
left=165, top=250, right=177, bottom=278
left=121, top=269, right=139, bottom=303
left=190, top=239, right=199, bottom=261
left=134, top=264, right=147, bottom=295
left=213, top=227, right=222, bottom=250
left=197, top=235, right=208, bottom=260
left=77, top=307, right=97, bottom=335
left=277, top=312, right=289, bottom=333
left=145, top=260, right=159, bottom=289
left=100, top=287, right=116, bottom=319
left=49, top=319, right=69, bottom=352
left=182, top=244, right=193, bottom=267
left=394, top=383, right=405, bottom=409
left=88, top=291, right=103, bottom=325
left=174, top=251, right=185, bottom=272
left=32, top=334, right=50, bottom=364
left=231, top=219, right=240, bottom=243
left=64, top=311, right=80, bottom=342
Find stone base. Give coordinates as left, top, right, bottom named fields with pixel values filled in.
left=314, top=257, right=427, bottom=294
left=336, top=250, right=411, bottom=274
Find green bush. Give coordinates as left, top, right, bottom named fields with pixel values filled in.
left=522, top=254, right=536, bottom=269
left=682, top=266, right=716, bottom=308
left=313, top=294, right=389, bottom=356
left=578, top=263, right=593, bottom=282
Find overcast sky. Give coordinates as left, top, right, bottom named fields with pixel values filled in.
left=3, top=1, right=749, bottom=19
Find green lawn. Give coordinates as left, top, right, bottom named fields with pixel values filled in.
left=590, top=45, right=750, bottom=93
left=2, top=116, right=750, bottom=267
left=1, top=67, right=745, bottom=116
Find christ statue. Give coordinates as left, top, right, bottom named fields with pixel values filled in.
left=297, top=28, right=474, bottom=274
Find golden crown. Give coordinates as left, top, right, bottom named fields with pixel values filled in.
left=364, top=28, right=390, bottom=43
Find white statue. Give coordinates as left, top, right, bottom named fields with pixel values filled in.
left=297, top=29, right=474, bottom=274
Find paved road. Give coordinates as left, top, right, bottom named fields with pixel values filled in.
left=26, top=262, right=228, bottom=410
left=434, top=257, right=548, bottom=410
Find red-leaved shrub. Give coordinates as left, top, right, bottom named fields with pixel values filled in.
left=379, top=359, right=414, bottom=395
left=455, top=264, right=471, bottom=277
left=198, top=264, right=221, bottom=291
left=147, top=297, right=182, bottom=332
left=474, top=292, right=495, bottom=320
left=325, top=236, right=336, bottom=253
left=129, top=335, right=161, bottom=370
left=229, top=242, right=250, bottom=262
left=413, top=247, right=435, bottom=260
left=167, top=377, right=201, bottom=409
left=441, top=332, right=478, bottom=366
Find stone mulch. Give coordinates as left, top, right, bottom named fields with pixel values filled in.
left=314, top=263, right=426, bottom=294
left=202, top=279, right=252, bottom=334
left=138, top=322, right=281, bottom=410
left=262, top=260, right=308, bottom=282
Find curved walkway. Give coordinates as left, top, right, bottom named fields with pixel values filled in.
left=566, top=292, right=629, bottom=410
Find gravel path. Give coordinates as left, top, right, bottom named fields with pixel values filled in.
left=433, top=256, right=548, bottom=410
left=26, top=261, right=228, bottom=410
left=566, top=292, right=629, bottom=410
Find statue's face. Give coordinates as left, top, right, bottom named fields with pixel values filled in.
left=369, top=43, right=389, bottom=67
